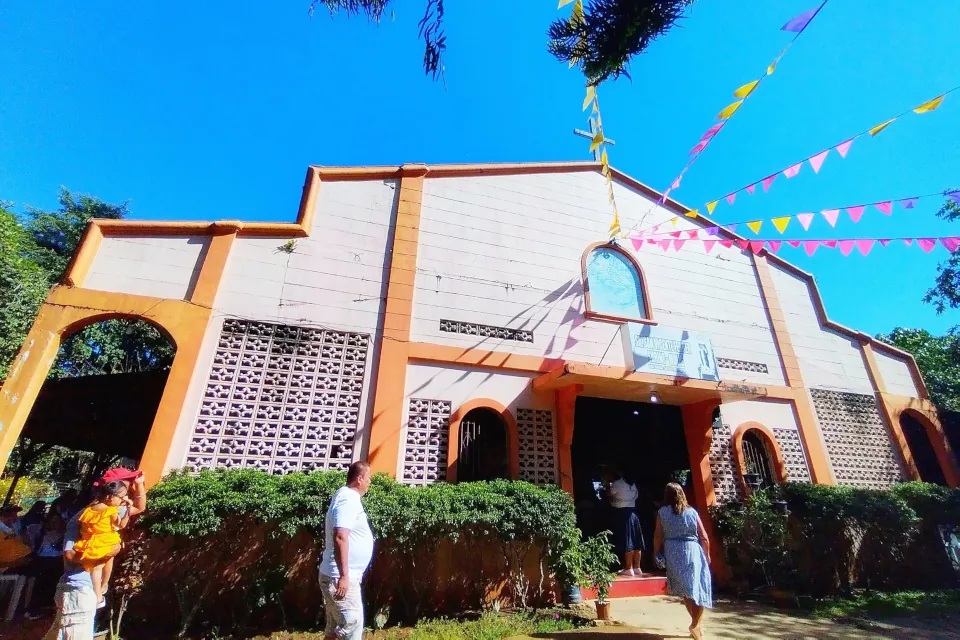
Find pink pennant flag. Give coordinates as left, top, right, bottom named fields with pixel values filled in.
left=700, top=123, right=723, bottom=141
left=749, top=241, right=766, bottom=254
left=736, top=240, right=750, bottom=251
left=787, top=240, right=802, bottom=248
left=898, top=197, right=918, bottom=209
left=746, top=184, right=757, bottom=195
left=650, top=224, right=661, bottom=234
left=719, top=239, right=734, bottom=249
left=823, top=240, right=838, bottom=249
left=671, top=177, right=681, bottom=189
left=918, top=238, right=937, bottom=253
left=767, top=240, right=782, bottom=254
left=686, top=229, right=699, bottom=239
left=903, top=239, right=914, bottom=247
left=631, top=237, right=644, bottom=250
left=809, top=149, right=829, bottom=174
left=670, top=231, right=682, bottom=238
left=803, top=241, right=819, bottom=256
left=762, top=174, right=777, bottom=192
left=658, top=240, right=671, bottom=251
left=856, top=239, right=875, bottom=256
left=689, top=141, right=707, bottom=155
left=839, top=240, right=856, bottom=256
left=874, top=201, right=893, bottom=215
left=835, top=138, right=854, bottom=158
left=797, top=212, right=815, bottom=230
left=941, top=237, right=960, bottom=252
left=821, top=209, right=840, bottom=227
left=878, top=239, right=892, bottom=247
left=846, top=205, right=866, bottom=223
left=646, top=238, right=657, bottom=244
left=783, top=162, right=803, bottom=179
left=703, top=240, right=717, bottom=254
left=725, top=192, right=737, bottom=205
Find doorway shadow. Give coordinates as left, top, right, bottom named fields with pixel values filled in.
left=522, top=632, right=688, bottom=639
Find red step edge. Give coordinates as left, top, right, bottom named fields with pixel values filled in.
left=580, top=574, right=668, bottom=600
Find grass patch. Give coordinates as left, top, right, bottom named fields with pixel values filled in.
left=813, top=589, right=960, bottom=619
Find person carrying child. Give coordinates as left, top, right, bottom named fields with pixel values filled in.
left=71, top=480, right=133, bottom=608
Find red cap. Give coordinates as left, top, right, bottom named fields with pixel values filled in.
left=99, top=467, right=143, bottom=485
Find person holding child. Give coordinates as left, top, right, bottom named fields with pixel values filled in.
left=72, top=481, right=133, bottom=608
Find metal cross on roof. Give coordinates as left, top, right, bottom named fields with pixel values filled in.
left=573, top=115, right=616, bottom=161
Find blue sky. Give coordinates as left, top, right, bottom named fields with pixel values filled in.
left=1, top=1, right=958, bottom=337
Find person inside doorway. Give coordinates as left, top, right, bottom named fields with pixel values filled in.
left=603, top=468, right=645, bottom=577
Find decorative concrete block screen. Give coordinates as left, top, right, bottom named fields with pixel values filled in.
left=771, top=427, right=812, bottom=483
left=401, top=398, right=452, bottom=485
left=709, top=422, right=742, bottom=503
left=517, top=408, right=557, bottom=485
left=810, top=389, right=905, bottom=488
left=186, top=319, right=370, bottom=474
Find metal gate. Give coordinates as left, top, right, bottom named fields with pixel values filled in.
left=742, top=430, right=775, bottom=489
left=457, top=408, right=509, bottom=482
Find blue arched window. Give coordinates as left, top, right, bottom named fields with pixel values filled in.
left=582, top=243, right=653, bottom=323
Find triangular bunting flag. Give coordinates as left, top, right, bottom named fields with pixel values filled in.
left=903, top=239, right=914, bottom=247
left=856, top=239, right=875, bottom=256
left=701, top=123, right=723, bottom=141
left=869, top=119, right=896, bottom=136
left=717, top=100, right=744, bottom=120
left=669, top=231, right=681, bottom=238
left=706, top=227, right=720, bottom=236
left=685, top=209, right=699, bottom=218
left=689, top=141, right=707, bottom=155
left=736, top=240, right=750, bottom=251
left=847, top=205, right=866, bottom=223
left=673, top=239, right=686, bottom=251
left=762, top=174, right=777, bottom=192
left=942, top=237, right=960, bottom=252
left=803, top=240, right=819, bottom=256
left=874, top=201, right=893, bottom=215
left=706, top=201, right=718, bottom=215
left=686, top=229, right=699, bottom=239
left=809, top=149, right=829, bottom=174
left=781, top=7, right=819, bottom=32
left=746, top=184, right=757, bottom=195
left=878, top=239, right=892, bottom=247
left=821, top=209, right=840, bottom=227
left=719, top=240, right=734, bottom=249
left=703, top=240, right=717, bottom=254
left=631, top=237, right=643, bottom=250
left=725, top=224, right=738, bottom=233
left=823, top=240, right=838, bottom=249
left=670, top=217, right=678, bottom=227
left=582, top=85, right=596, bottom=111
left=948, top=190, right=960, bottom=204
left=835, top=138, right=854, bottom=158
left=558, top=0, right=574, bottom=7
left=767, top=240, right=782, bottom=254
left=671, top=177, right=681, bottom=190
left=749, top=241, right=765, bottom=254
left=783, top=162, right=803, bottom=179
left=608, top=214, right=621, bottom=238
left=658, top=240, right=671, bottom=251
left=787, top=240, right=802, bottom=248
left=913, top=95, right=945, bottom=114
left=747, top=220, right=763, bottom=234
left=607, top=183, right=615, bottom=204
left=772, top=216, right=791, bottom=234
left=768, top=61, right=777, bottom=75
left=600, top=149, right=610, bottom=174
left=590, top=130, right=604, bottom=153
left=918, top=238, right=937, bottom=253
left=734, top=80, right=760, bottom=98
left=898, top=197, right=918, bottom=209
left=726, top=192, right=737, bottom=205
left=839, top=240, right=856, bottom=256
left=797, top=213, right=815, bottom=230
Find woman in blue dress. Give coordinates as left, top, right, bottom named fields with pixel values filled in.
left=653, top=482, right=712, bottom=640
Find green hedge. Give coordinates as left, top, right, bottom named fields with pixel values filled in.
left=712, top=482, right=960, bottom=597
left=123, top=469, right=590, bottom=638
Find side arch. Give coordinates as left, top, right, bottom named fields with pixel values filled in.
left=730, top=421, right=788, bottom=496
left=580, top=241, right=656, bottom=325
left=446, top=398, right=519, bottom=483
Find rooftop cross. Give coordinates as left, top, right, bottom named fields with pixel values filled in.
left=573, top=115, right=615, bottom=161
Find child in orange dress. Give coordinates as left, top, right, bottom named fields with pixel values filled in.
left=72, top=480, right=132, bottom=607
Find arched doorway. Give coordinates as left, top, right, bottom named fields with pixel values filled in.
left=900, top=411, right=947, bottom=485
left=741, top=430, right=776, bottom=490
left=457, top=407, right=509, bottom=482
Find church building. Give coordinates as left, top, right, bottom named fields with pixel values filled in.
left=1, top=162, right=957, bottom=522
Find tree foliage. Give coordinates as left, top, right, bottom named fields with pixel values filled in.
left=876, top=328, right=960, bottom=412
left=924, top=195, right=960, bottom=316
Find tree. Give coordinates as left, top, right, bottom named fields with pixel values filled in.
left=923, top=194, right=960, bottom=318
left=876, top=328, right=960, bottom=412
left=309, top=0, right=693, bottom=84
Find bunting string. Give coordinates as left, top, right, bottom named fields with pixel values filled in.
left=630, top=190, right=956, bottom=240
left=635, top=234, right=960, bottom=257
left=663, top=2, right=828, bottom=202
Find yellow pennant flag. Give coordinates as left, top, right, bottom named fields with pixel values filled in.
left=570, top=0, right=584, bottom=23
left=716, top=100, right=743, bottom=120
left=772, top=216, right=791, bottom=234
left=705, top=200, right=718, bottom=215
left=747, top=220, right=763, bottom=234
left=609, top=211, right=621, bottom=238
left=600, top=149, right=610, bottom=173
left=685, top=209, right=699, bottom=219
left=606, top=171, right=613, bottom=185
left=583, top=85, right=596, bottom=111
left=670, top=217, right=678, bottom=227
left=558, top=0, right=574, bottom=7
left=734, top=80, right=760, bottom=98
left=767, top=61, right=777, bottom=75
left=607, top=183, right=616, bottom=205
left=869, top=118, right=896, bottom=136
left=590, top=130, right=604, bottom=153
left=913, top=95, right=945, bottom=114
left=592, top=100, right=599, bottom=114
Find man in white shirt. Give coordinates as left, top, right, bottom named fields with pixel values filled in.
left=318, top=461, right=374, bottom=640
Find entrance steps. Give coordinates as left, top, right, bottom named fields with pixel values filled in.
left=580, top=573, right=668, bottom=600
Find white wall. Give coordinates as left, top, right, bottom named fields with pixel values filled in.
left=411, top=171, right=786, bottom=387
left=719, top=399, right=799, bottom=433
left=874, top=350, right=920, bottom=398
left=766, top=263, right=875, bottom=394
left=85, top=235, right=208, bottom=301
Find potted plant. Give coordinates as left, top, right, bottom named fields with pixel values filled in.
left=580, top=533, right=618, bottom=620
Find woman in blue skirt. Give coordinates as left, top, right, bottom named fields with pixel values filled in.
left=653, top=482, right=712, bottom=640
left=605, top=470, right=644, bottom=577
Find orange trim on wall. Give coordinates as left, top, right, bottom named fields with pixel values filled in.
left=681, top=400, right=721, bottom=512
left=580, top=241, right=656, bottom=325
left=554, top=385, right=581, bottom=494
left=446, top=398, right=520, bottom=483
left=189, top=228, right=237, bottom=308
left=62, top=222, right=104, bottom=287
left=367, top=167, right=428, bottom=476
left=858, top=339, right=888, bottom=394
left=876, top=394, right=959, bottom=487
left=730, top=422, right=789, bottom=496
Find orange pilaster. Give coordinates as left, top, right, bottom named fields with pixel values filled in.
left=554, top=385, right=581, bottom=494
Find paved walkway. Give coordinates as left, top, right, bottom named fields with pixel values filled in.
left=511, top=596, right=960, bottom=640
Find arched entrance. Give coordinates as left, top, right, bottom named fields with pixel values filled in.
left=741, top=430, right=776, bottom=490
left=457, top=407, right=510, bottom=482
left=900, top=411, right=947, bottom=485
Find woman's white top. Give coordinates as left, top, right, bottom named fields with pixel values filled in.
left=608, top=478, right=638, bottom=508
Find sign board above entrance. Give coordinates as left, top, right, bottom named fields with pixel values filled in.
left=620, top=324, right=721, bottom=382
